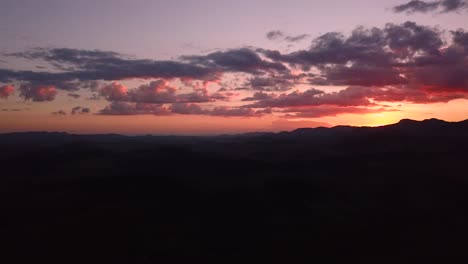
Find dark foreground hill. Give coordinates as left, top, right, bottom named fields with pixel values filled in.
left=1, top=118, right=468, bottom=263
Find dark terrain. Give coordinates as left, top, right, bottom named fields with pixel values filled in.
left=1, top=118, right=468, bottom=263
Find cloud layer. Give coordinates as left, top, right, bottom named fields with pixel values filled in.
left=1, top=21, right=468, bottom=119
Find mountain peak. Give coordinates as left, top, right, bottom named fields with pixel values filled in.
left=397, top=118, right=418, bottom=125
left=422, top=118, right=446, bottom=123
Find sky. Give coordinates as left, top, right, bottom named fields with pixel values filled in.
left=0, top=0, right=468, bottom=134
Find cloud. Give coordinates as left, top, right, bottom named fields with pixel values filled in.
left=6, top=48, right=219, bottom=81
left=393, top=0, right=440, bottom=13
left=453, top=30, right=468, bottom=48
left=261, top=22, right=468, bottom=94
left=318, top=64, right=408, bottom=86
left=243, top=76, right=294, bottom=91
left=285, top=34, right=310, bottom=43
left=181, top=48, right=287, bottom=74
left=3, top=48, right=220, bottom=97
left=260, top=22, right=444, bottom=67
left=0, top=84, right=14, bottom=98
left=393, top=0, right=468, bottom=14
left=266, top=30, right=310, bottom=42
left=170, top=103, right=266, bottom=117
left=71, top=106, right=90, bottom=115
left=266, top=30, right=284, bottom=40
left=241, top=92, right=276, bottom=101
left=170, top=103, right=205, bottom=115
left=6, top=48, right=123, bottom=70
left=248, top=85, right=467, bottom=109
left=99, top=80, right=226, bottom=104
left=248, top=87, right=372, bottom=108
left=99, top=102, right=264, bottom=117
left=19, top=84, right=57, bottom=102
left=1, top=21, right=468, bottom=118
left=52, top=110, right=67, bottom=115
left=98, top=102, right=172, bottom=115
left=128, top=80, right=177, bottom=103
left=240, top=72, right=311, bottom=91
left=99, top=82, right=128, bottom=101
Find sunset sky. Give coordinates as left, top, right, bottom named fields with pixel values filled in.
left=1, top=0, right=468, bottom=134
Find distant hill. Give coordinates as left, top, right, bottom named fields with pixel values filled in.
left=1, top=118, right=467, bottom=142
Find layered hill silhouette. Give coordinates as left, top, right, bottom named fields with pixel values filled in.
left=1, top=118, right=468, bottom=263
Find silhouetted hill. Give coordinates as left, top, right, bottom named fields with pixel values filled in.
left=2, top=118, right=466, bottom=143
left=1, top=118, right=468, bottom=263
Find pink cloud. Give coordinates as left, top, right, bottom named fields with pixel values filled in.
left=0, top=85, right=15, bottom=99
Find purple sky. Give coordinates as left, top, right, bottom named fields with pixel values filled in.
left=2, top=0, right=466, bottom=58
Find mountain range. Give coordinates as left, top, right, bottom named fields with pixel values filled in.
left=1, top=118, right=468, bottom=263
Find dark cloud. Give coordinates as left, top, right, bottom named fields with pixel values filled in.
left=241, top=92, right=275, bottom=101
left=393, top=0, right=440, bottom=13
left=170, top=103, right=265, bottom=117
left=170, top=103, right=205, bottom=115
left=241, top=72, right=311, bottom=91
left=249, top=86, right=467, bottom=109
left=3, top=48, right=220, bottom=97
left=266, top=30, right=310, bottom=42
left=259, top=28, right=391, bottom=69
left=19, top=84, right=57, bottom=102
left=266, top=30, right=284, bottom=40
left=0, top=84, right=14, bottom=98
left=452, top=30, right=468, bottom=49
left=441, top=0, right=468, bottom=11
left=99, top=102, right=264, bottom=117
left=261, top=22, right=468, bottom=94
left=368, top=86, right=467, bottom=103
left=260, top=22, right=444, bottom=67
left=385, top=21, right=443, bottom=58
left=71, top=106, right=90, bottom=115
left=2, top=48, right=289, bottom=102
left=181, top=48, right=287, bottom=74
left=319, top=64, right=408, bottom=86
left=393, top=0, right=468, bottom=14
left=248, top=87, right=372, bottom=108
left=6, top=48, right=123, bottom=71
left=68, top=93, right=81, bottom=99
left=98, top=102, right=172, bottom=115
left=244, top=76, right=295, bottom=91
left=0, top=68, right=107, bottom=93
left=52, top=110, right=67, bottom=115
left=8, top=49, right=220, bottom=82
left=285, top=34, right=310, bottom=43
